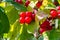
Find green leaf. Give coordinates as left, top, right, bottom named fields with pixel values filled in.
left=48, top=0, right=52, bottom=3
left=28, top=36, right=37, bottom=40
left=19, top=24, right=33, bottom=40
left=9, top=20, right=21, bottom=40
left=0, top=7, right=10, bottom=34
left=58, top=19, right=60, bottom=30
left=3, top=0, right=13, bottom=1
left=22, top=0, right=26, bottom=3
left=27, top=21, right=38, bottom=33
left=42, top=9, right=50, bottom=14
left=27, top=6, right=33, bottom=12
left=58, top=0, right=60, bottom=2
left=10, top=1, right=27, bottom=11
left=5, top=5, right=19, bottom=24
left=5, top=1, right=27, bottom=11
left=57, top=0, right=60, bottom=4
left=47, top=29, right=60, bottom=40
left=38, top=36, right=44, bottom=40
left=45, top=3, right=56, bottom=9
left=58, top=19, right=60, bottom=24
left=31, top=0, right=37, bottom=2
left=0, top=6, right=5, bottom=12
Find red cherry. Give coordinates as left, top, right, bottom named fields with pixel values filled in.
left=32, top=14, right=35, bottom=20
left=25, top=0, right=30, bottom=7
left=40, top=20, right=50, bottom=29
left=50, top=9, right=57, bottom=18
left=57, top=11, right=60, bottom=18
left=26, top=12, right=32, bottom=17
left=56, top=6, right=60, bottom=10
left=46, top=26, right=52, bottom=30
left=39, top=28, right=45, bottom=34
left=18, top=0, right=23, bottom=4
left=19, top=12, right=26, bottom=18
left=15, top=0, right=23, bottom=4
left=19, top=17, right=25, bottom=24
left=25, top=17, right=32, bottom=24
left=36, top=1, right=42, bottom=8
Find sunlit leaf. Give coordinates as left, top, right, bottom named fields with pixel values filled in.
left=5, top=5, right=19, bottom=24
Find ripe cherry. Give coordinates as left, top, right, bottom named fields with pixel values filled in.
left=56, top=6, right=60, bottom=10
left=46, top=26, right=52, bottom=30
left=39, top=28, right=45, bottom=34
left=57, top=10, right=60, bottom=18
left=25, top=0, right=30, bottom=7
left=25, top=17, right=32, bottom=24
left=40, top=20, right=50, bottom=29
left=36, top=1, right=42, bottom=8
left=19, top=12, right=26, bottom=18
left=19, top=17, right=25, bottom=24
left=31, top=14, right=35, bottom=20
left=15, top=0, right=23, bottom=4
left=49, top=26, right=52, bottom=30
left=50, top=9, right=57, bottom=18
left=26, top=12, right=32, bottom=17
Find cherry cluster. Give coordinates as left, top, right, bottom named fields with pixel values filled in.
left=50, top=6, right=60, bottom=19
left=15, top=0, right=30, bottom=7
left=15, top=0, right=60, bottom=35
left=39, top=6, right=60, bottom=34
left=39, top=17, right=53, bottom=34
left=19, top=12, right=35, bottom=24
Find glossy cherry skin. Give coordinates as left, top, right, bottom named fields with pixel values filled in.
left=25, top=0, right=30, bottom=7
left=19, top=12, right=26, bottom=18
left=56, top=6, right=60, bottom=10
left=19, top=17, right=25, bottom=24
left=50, top=9, right=57, bottom=18
left=25, top=17, right=32, bottom=24
left=26, top=12, right=32, bottom=17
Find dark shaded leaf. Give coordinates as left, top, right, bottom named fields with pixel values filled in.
left=0, top=7, right=10, bottom=34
